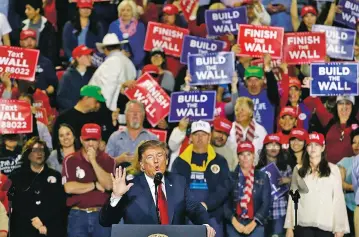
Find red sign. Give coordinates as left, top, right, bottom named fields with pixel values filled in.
left=147, top=129, right=167, bottom=142
left=251, top=58, right=282, bottom=77
left=0, top=46, right=39, bottom=81
left=35, top=108, right=48, bottom=125
left=144, top=22, right=189, bottom=58
left=180, top=0, right=199, bottom=21
left=0, top=99, right=33, bottom=134
left=124, top=73, right=171, bottom=127
left=283, top=32, right=326, bottom=65
left=237, top=24, right=284, bottom=59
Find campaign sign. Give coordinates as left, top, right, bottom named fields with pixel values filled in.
left=283, top=32, right=326, bottom=65
left=188, top=52, right=235, bottom=86
left=335, top=0, right=359, bottom=29
left=144, top=22, right=189, bottom=58
left=205, top=7, right=247, bottom=36
left=312, top=25, right=356, bottom=60
left=35, top=107, right=48, bottom=125
left=0, top=99, right=33, bottom=134
left=124, top=73, right=170, bottom=127
left=0, top=46, right=39, bottom=81
left=251, top=58, right=282, bottom=79
left=237, top=24, right=284, bottom=59
left=260, top=163, right=289, bottom=201
left=147, top=129, right=167, bottom=142
left=168, top=91, right=216, bottom=122
left=310, top=62, right=359, bottom=96
left=180, top=35, right=225, bottom=64
left=180, top=0, right=199, bottom=21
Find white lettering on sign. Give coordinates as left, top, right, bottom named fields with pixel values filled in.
left=212, top=10, right=240, bottom=20
left=318, top=67, right=350, bottom=76
left=244, top=28, right=278, bottom=39
left=195, top=70, right=227, bottom=80
left=244, top=43, right=274, bottom=54
left=318, top=81, right=351, bottom=91
left=7, top=50, right=24, bottom=58
left=178, top=94, right=208, bottom=103
left=142, top=80, right=170, bottom=109
left=190, top=40, right=218, bottom=51
left=153, top=26, right=184, bottom=39
left=325, top=30, right=348, bottom=40
left=196, top=56, right=226, bottom=65
left=0, top=57, right=29, bottom=68
left=287, top=36, right=321, bottom=45
left=213, top=24, right=238, bottom=33
left=289, top=50, right=320, bottom=59
left=152, top=40, right=179, bottom=52
left=344, top=0, right=359, bottom=11
left=341, top=12, right=357, bottom=24
left=327, top=44, right=347, bottom=54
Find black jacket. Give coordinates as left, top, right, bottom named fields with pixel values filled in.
left=9, top=165, right=66, bottom=237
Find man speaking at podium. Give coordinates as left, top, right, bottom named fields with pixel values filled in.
left=99, top=140, right=216, bottom=237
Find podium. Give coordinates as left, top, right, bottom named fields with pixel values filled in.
left=111, top=224, right=207, bottom=237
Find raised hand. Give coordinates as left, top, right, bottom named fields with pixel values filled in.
left=111, top=167, right=134, bottom=198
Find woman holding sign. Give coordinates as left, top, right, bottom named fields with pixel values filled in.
left=224, top=141, right=270, bottom=237
left=257, top=134, right=292, bottom=237
left=284, top=132, right=349, bottom=237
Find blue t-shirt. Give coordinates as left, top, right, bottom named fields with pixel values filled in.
left=338, top=157, right=356, bottom=211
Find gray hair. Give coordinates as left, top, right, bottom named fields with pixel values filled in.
left=125, top=100, right=145, bottom=115
left=117, top=0, right=139, bottom=19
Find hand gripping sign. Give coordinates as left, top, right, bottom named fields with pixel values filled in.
left=0, top=99, right=33, bottom=134
left=237, top=24, right=284, bottom=59
left=124, top=73, right=171, bottom=127
left=283, top=32, right=326, bottom=65
left=180, top=0, right=199, bottom=21
left=0, top=46, right=39, bottom=81
left=144, top=22, right=189, bottom=58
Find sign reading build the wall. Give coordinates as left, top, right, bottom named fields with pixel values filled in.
left=335, top=0, right=359, bottom=29
left=310, top=62, right=359, bottom=96
left=237, top=24, right=284, bottom=59
left=188, top=52, right=235, bottom=85
left=144, top=22, right=189, bottom=58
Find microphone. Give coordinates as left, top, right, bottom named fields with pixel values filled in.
left=154, top=172, right=163, bottom=225
left=289, top=166, right=308, bottom=227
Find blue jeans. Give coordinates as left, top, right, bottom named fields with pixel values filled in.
left=265, top=217, right=285, bottom=236
left=67, top=209, right=111, bottom=237
left=226, top=221, right=265, bottom=237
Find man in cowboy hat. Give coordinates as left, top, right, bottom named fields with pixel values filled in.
left=89, top=33, right=137, bottom=112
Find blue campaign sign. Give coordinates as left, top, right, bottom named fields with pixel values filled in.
left=312, top=25, right=356, bottom=60
left=335, top=0, right=358, bottom=29
left=168, top=91, right=216, bottom=122
left=260, top=163, right=289, bottom=201
left=310, top=62, right=359, bottom=96
left=188, top=52, right=235, bottom=86
left=180, top=35, right=225, bottom=64
left=205, top=7, right=247, bottom=36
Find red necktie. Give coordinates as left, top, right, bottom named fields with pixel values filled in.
left=157, top=183, right=169, bottom=225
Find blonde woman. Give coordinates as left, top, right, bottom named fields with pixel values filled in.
left=229, top=97, right=267, bottom=165
left=108, top=0, right=146, bottom=69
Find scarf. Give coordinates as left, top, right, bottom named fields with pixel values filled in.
left=119, top=18, right=138, bottom=37
left=236, top=166, right=255, bottom=219
left=235, top=120, right=256, bottom=144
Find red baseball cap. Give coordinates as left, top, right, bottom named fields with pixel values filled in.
left=77, top=0, right=93, bottom=9
left=289, top=77, right=301, bottom=89
left=142, top=64, right=160, bottom=75
left=237, top=142, right=255, bottom=154
left=81, top=123, right=101, bottom=140
left=163, top=4, right=179, bottom=15
left=301, top=5, right=317, bottom=17
left=289, top=128, right=308, bottom=141
left=72, top=45, right=93, bottom=59
left=213, top=117, right=232, bottom=136
left=20, top=29, right=37, bottom=40
left=280, top=106, right=297, bottom=118
left=264, top=134, right=282, bottom=145
left=306, top=132, right=325, bottom=146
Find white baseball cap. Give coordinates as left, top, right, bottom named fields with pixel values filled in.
left=336, top=95, right=355, bottom=105
left=191, top=120, right=211, bottom=134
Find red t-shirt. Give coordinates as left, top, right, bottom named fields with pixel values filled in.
left=62, top=150, right=116, bottom=208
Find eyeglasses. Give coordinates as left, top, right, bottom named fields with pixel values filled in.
left=145, top=152, right=166, bottom=161
left=31, top=148, right=45, bottom=153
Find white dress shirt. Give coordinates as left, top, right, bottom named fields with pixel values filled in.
left=110, top=174, right=166, bottom=207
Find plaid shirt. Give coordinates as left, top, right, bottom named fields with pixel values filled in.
left=269, top=165, right=292, bottom=220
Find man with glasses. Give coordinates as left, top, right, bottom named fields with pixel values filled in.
left=100, top=140, right=216, bottom=237
left=171, top=120, right=230, bottom=237
left=106, top=100, right=158, bottom=165
left=62, top=123, right=115, bottom=237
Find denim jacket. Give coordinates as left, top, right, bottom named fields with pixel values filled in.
left=224, top=165, right=271, bottom=225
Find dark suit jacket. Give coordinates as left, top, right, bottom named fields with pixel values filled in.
left=99, top=173, right=210, bottom=227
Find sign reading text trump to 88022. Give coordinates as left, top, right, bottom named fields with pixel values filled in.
left=0, top=99, right=33, bottom=134
left=144, top=22, right=189, bottom=58
left=168, top=91, right=216, bottom=122
left=188, top=52, right=235, bottom=86
left=124, top=73, right=170, bottom=127
left=310, top=62, right=359, bottom=96
left=0, top=46, right=39, bottom=81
